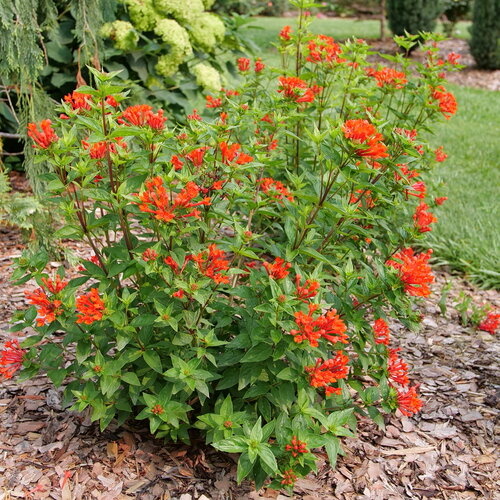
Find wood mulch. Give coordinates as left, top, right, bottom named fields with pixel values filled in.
left=0, top=223, right=499, bottom=499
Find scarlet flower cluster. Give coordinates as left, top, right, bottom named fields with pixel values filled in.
left=306, top=351, right=349, bottom=395
left=394, top=164, right=419, bottom=182
left=0, top=340, right=26, bottom=379
left=219, top=142, right=253, bottom=165
left=64, top=91, right=92, bottom=110
left=342, top=119, right=389, bottom=159
left=388, top=348, right=409, bottom=386
left=151, top=404, right=164, bottom=415
left=387, top=248, right=434, bottom=297
left=281, top=469, right=297, bottom=486
left=41, top=275, right=68, bottom=294
left=260, top=177, right=294, bottom=203
left=366, top=67, right=407, bottom=88
left=285, top=436, right=308, bottom=457
left=137, top=177, right=210, bottom=223
left=350, top=189, right=375, bottom=209
left=434, top=197, right=448, bottom=206
left=397, top=386, right=423, bottom=416
left=373, top=318, right=390, bottom=345
left=291, top=303, right=348, bottom=347
left=76, top=288, right=105, bottom=324
left=193, top=244, right=230, bottom=284
left=119, top=105, right=167, bottom=130
left=479, top=311, right=500, bottom=335
left=25, top=285, right=64, bottom=327
left=237, top=57, right=250, bottom=72
left=187, top=109, right=202, bottom=121
left=306, top=35, right=343, bottom=65
left=142, top=248, right=159, bottom=262
left=171, top=155, right=183, bottom=171
left=295, top=274, right=319, bottom=302
left=27, top=120, right=59, bottom=149
left=407, top=181, right=427, bottom=199
left=434, top=146, right=448, bottom=162
left=413, top=202, right=437, bottom=233
left=278, top=76, right=315, bottom=104
left=186, top=147, right=209, bottom=167
left=432, top=86, right=457, bottom=119
left=205, top=95, right=222, bottom=108
left=254, top=58, right=265, bottom=73
left=263, top=257, right=291, bottom=280
left=279, top=25, right=292, bottom=41
left=395, top=128, right=417, bottom=141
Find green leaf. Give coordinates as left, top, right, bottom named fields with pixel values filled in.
left=237, top=452, right=254, bottom=483
left=258, top=445, right=278, bottom=473
left=47, top=368, right=67, bottom=387
left=122, top=372, right=141, bottom=386
left=143, top=350, right=162, bottom=373
left=213, top=436, right=248, bottom=453
left=240, top=344, right=273, bottom=363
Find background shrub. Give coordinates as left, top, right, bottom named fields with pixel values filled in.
left=469, top=0, right=500, bottom=69
left=386, top=0, right=442, bottom=41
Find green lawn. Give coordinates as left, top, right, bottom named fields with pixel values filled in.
left=244, top=17, right=499, bottom=289
left=427, top=84, right=500, bottom=288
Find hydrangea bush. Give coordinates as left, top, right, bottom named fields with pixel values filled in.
left=4, top=3, right=461, bottom=490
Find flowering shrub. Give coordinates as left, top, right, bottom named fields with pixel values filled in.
left=7, top=5, right=461, bottom=490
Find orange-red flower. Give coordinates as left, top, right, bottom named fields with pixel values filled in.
left=0, top=340, right=26, bottom=379
left=435, top=146, right=448, bottom=162
left=187, top=109, right=202, bottom=121
left=41, top=275, right=68, bottom=294
left=295, top=274, right=319, bottom=302
left=278, top=77, right=315, bottom=103
left=285, top=436, right=308, bottom=457
left=186, top=147, right=209, bottom=167
left=279, top=25, right=292, bottom=41
left=407, top=181, right=426, bottom=199
left=137, top=177, right=210, bottom=223
left=260, top=177, right=294, bottom=203
left=263, top=257, right=291, bottom=280
left=366, top=67, right=407, bottom=88
left=25, top=288, right=63, bottom=326
left=306, top=351, right=349, bottom=393
left=27, top=120, right=58, bottom=149
left=432, top=86, right=457, bottom=119
left=397, top=385, right=422, bottom=416
left=350, top=189, right=375, bottom=209
left=479, top=311, right=500, bottom=335
left=434, top=196, right=448, bottom=206
left=387, top=248, right=434, bottom=297
left=64, top=91, right=92, bottom=110
left=291, top=303, right=348, bottom=347
left=413, top=202, right=437, bottom=233
left=237, top=57, right=250, bottom=72
left=171, top=155, right=183, bottom=171
left=254, top=58, right=265, bottom=73
left=119, top=105, right=167, bottom=129
left=342, top=119, right=388, bottom=159
left=193, top=244, right=230, bottom=284
left=142, top=248, right=158, bottom=262
left=373, top=318, right=390, bottom=345
left=388, top=348, right=409, bottom=386
left=306, top=35, right=343, bottom=65
left=281, top=469, right=297, bottom=486
left=206, top=95, right=222, bottom=108
left=76, top=288, right=105, bottom=324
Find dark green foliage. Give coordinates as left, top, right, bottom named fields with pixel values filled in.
left=442, top=0, right=472, bottom=36
left=469, top=0, right=500, bottom=69
left=386, top=0, right=442, bottom=37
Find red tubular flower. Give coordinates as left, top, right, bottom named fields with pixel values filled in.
left=237, top=57, right=250, bottom=72
left=285, top=436, right=308, bottom=457
left=82, top=140, right=117, bottom=160
left=435, top=146, right=448, bottom=162
left=479, top=312, right=500, bottom=335
left=413, top=202, right=437, bottom=233
left=306, top=35, right=343, bottom=65
left=142, top=248, right=158, bottom=262
left=291, top=303, right=348, bottom=347
left=447, top=52, right=461, bottom=65
left=186, top=147, right=209, bottom=167
left=397, top=385, right=423, bottom=416
left=187, top=109, right=202, bottom=121
left=164, top=256, right=180, bottom=274
left=193, top=244, right=230, bottom=284
left=171, top=155, right=184, bottom=171
left=254, top=58, right=265, bottom=73
left=41, top=275, right=68, bottom=294
left=137, top=177, right=211, bottom=223
left=76, top=288, right=105, bottom=324
left=388, top=348, right=409, bottom=386
left=105, top=95, right=118, bottom=107
left=281, top=469, right=297, bottom=486
left=260, top=177, right=294, bottom=203
left=263, top=257, right=291, bottom=280
left=24, top=289, right=63, bottom=326
left=350, top=189, right=375, bottom=209
left=373, top=318, right=390, bottom=345
left=151, top=404, right=164, bottom=415
left=146, top=109, right=167, bottom=130
left=366, top=67, right=407, bottom=88
left=206, top=95, right=222, bottom=108
left=394, top=164, right=419, bottom=182
left=120, top=105, right=153, bottom=126
left=342, top=119, right=389, bottom=159
left=64, top=91, right=92, bottom=110
left=432, top=86, right=457, bottom=119
left=387, top=248, right=434, bottom=297
left=279, top=25, right=292, bottom=41
left=27, top=120, right=58, bottom=149
left=395, top=128, right=417, bottom=141
left=172, top=289, right=184, bottom=299
left=306, top=351, right=349, bottom=392
left=408, top=181, right=427, bottom=199
left=220, top=142, right=253, bottom=165
left=295, top=274, right=319, bottom=302
left=0, top=340, right=26, bottom=379
left=278, top=77, right=315, bottom=104
left=434, top=196, right=448, bottom=206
